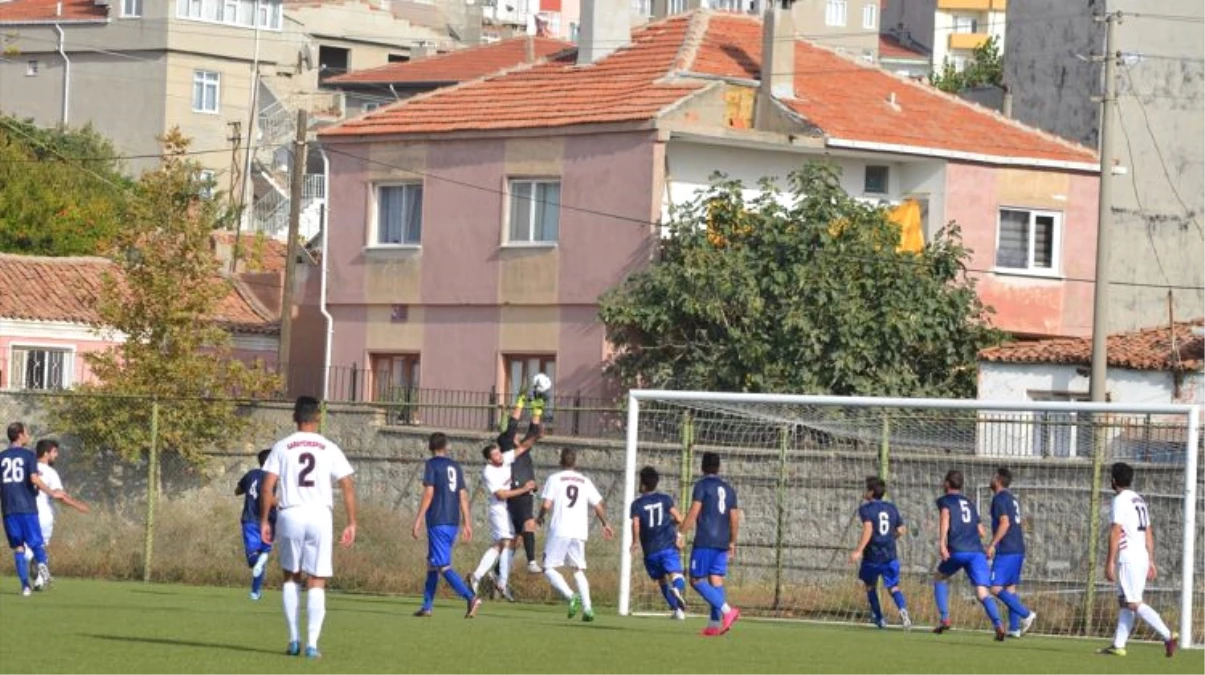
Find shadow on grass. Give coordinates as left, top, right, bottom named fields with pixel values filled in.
left=83, top=634, right=282, bottom=656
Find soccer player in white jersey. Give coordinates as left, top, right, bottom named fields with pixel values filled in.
left=537, top=448, right=614, bottom=622
left=260, top=397, right=357, bottom=660
left=26, top=439, right=89, bottom=588
left=469, top=441, right=537, bottom=601
left=1099, top=462, right=1177, bottom=657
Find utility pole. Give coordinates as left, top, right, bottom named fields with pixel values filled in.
left=226, top=121, right=243, bottom=271
left=278, top=109, right=308, bottom=393
left=1089, top=11, right=1120, bottom=403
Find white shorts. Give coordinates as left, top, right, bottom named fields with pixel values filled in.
left=39, top=516, right=54, bottom=544
left=277, top=506, right=334, bottom=578
left=489, top=507, right=515, bottom=542
left=543, top=536, right=587, bottom=570
left=1116, top=560, right=1148, bottom=604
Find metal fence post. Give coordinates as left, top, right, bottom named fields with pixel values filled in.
left=878, top=412, right=891, bottom=483
left=1081, top=412, right=1109, bottom=635
left=572, top=392, right=582, bottom=436
left=349, top=362, right=358, bottom=402
left=143, top=399, right=160, bottom=583
left=773, top=425, right=789, bottom=610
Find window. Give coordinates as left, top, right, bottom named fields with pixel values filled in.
left=995, top=208, right=1061, bottom=274
left=709, top=0, right=742, bottom=11
left=951, top=55, right=967, bottom=72
left=1029, top=392, right=1092, bottom=458
left=631, top=0, right=652, bottom=17
left=363, top=102, right=381, bottom=113
left=371, top=353, right=420, bottom=423
left=569, top=22, right=579, bottom=43
left=864, top=165, right=889, bottom=195
left=374, top=183, right=423, bottom=246
left=505, top=355, right=556, bottom=404
left=122, top=0, right=143, bottom=17
left=176, top=0, right=282, bottom=30
left=669, top=0, right=687, bottom=13
left=318, top=45, right=350, bottom=82
left=507, top=179, right=560, bottom=244
left=388, top=54, right=409, bottom=64
left=25, top=60, right=37, bottom=77
left=862, top=3, right=876, bottom=29
left=192, top=70, right=220, bottom=113
left=8, top=347, right=72, bottom=391
left=953, top=15, right=978, bottom=33
left=826, top=0, right=847, bottom=26
left=198, top=169, right=217, bottom=199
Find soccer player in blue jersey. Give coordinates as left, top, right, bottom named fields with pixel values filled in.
left=849, top=477, right=911, bottom=629
left=629, top=466, right=687, bottom=620
left=411, top=432, right=481, bottom=618
left=680, top=452, right=741, bottom=636
left=236, top=449, right=277, bottom=600
left=1, top=422, right=61, bottom=596
left=987, top=467, right=1036, bottom=638
left=933, top=469, right=1006, bottom=640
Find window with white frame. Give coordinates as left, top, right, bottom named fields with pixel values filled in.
left=864, top=165, right=889, bottom=194
left=826, top=0, right=848, bottom=26
left=631, top=0, right=652, bottom=17
left=8, top=347, right=72, bottom=391
left=862, top=3, right=876, bottom=29
left=176, top=0, right=282, bottom=30
left=25, top=60, right=37, bottom=76
left=374, top=183, right=424, bottom=246
left=996, top=208, right=1061, bottom=274
left=708, top=0, right=743, bottom=12
left=669, top=0, right=687, bottom=13
left=953, top=15, right=978, bottom=33
left=198, top=169, right=217, bottom=199
left=122, top=0, right=143, bottom=17
left=507, top=179, right=560, bottom=244
left=192, top=70, right=220, bottom=113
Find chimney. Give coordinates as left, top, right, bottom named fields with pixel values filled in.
left=524, top=35, right=536, bottom=63
left=760, top=1, right=795, bottom=99
left=578, top=0, right=631, bottom=66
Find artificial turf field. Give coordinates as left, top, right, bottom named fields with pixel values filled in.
left=0, top=577, right=1198, bottom=674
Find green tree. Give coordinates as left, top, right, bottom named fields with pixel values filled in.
left=930, top=35, right=1003, bottom=93
left=598, top=163, right=1002, bottom=398
left=53, top=129, right=280, bottom=465
left=0, top=115, right=130, bottom=255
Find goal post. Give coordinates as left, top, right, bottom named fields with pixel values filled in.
left=619, top=390, right=1202, bottom=647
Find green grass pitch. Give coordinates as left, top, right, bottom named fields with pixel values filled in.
left=0, top=578, right=1196, bottom=673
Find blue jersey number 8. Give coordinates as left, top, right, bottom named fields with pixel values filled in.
left=717, top=487, right=727, bottom=514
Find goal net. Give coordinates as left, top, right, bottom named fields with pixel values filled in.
left=618, top=391, right=1203, bottom=646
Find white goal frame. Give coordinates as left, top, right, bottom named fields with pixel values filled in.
left=618, top=390, right=1201, bottom=647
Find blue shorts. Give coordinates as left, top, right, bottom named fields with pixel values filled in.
left=241, top=521, right=273, bottom=567
left=643, top=548, right=684, bottom=580
left=938, top=551, right=991, bottom=587
left=859, top=559, right=901, bottom=589
left=689, top=547, right=728, bottom=578
left=3, top=513, right=43, bottom=550
left=991, top=553, right=1025, bottom=587
left=427, top=525, right=458, bottom=568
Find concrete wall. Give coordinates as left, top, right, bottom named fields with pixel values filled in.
left=945, top=162, right=1099, bottom=338
left=978, top=362, right=1203, bottom=407
left=1004, top=0, right=1205, bottom=332
left=321, top=130, right=661, bottom=398
left=791, top=0, right=880, bottom=60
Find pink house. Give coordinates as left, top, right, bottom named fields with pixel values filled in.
left=0, top=253, right=279, bottom=391
left=316, top=3, right=1099, bottom=400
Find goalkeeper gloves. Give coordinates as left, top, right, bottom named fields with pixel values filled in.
left=529, top=396, right=545, bottom=419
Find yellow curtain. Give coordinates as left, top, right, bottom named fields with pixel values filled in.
left=889, top=199, right=925, bottom=253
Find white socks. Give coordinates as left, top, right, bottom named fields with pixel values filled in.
left=499, top=547, right=513, bottom=589
left=23, top=548, right=33, bottom=563
left=307, top=588, right=326, bottom=649
left=1136, top=604, right=1172, bottom=641
left=573, top=570, right=592, bottom=611
left=473, top=547, right=501, bottom=582
left=1113, top=608, right=1134, bottom=648
left=282, top=582, right=301, bottom=643
left=544, top=568, right=575, bottom=600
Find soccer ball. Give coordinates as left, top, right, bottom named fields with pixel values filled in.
left=531, top=373, right=552, bottom=396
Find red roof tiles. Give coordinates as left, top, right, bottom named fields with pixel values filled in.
left=0, top=0, right=108, bottom=23
left=879, top=35, right=929, bottom=61
left=328, top=36, right=572, bottom=86
left=979, top=320, right=1204, bottom=372
left=0, top=253, right=279, bottom=335
left=322, top=10, right=1096, bottom=167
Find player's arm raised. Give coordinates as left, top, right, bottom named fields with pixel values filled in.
left=458, top=481, right=472, bottom=542
left=850, top=519, right=873, bottom=563
left=412, top=484, right=434, bottom=539
left=937, top=506, right=951, bottom=561
left=339, top=474, right=357, bottom=547
left=514, top=423, right=543, bottom=458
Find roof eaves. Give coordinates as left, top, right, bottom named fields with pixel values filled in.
left=0, top=17, right=109, bottom=25
left=827, top=137, right=1101, bottom=172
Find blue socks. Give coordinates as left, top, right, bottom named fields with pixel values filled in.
left=980, top=596, right=1003, bottom=627
left=422, top=570, right=439, bottom=610
left=31, top=544, right=47, bottom=566
left=672, top=576, right=687, bottom=609
left=659, top=583, right=678, bottom=611
left=252, top=570, right=266, bottom=595
left=934, top=580, right=950, bottom=621
left=14, top=551, right=29, bottom=589
left=890, top=589, right=907, bottom=610
left=866, top=590, right=884, bottom=622
left=997, top=590, right=1030, bottom=627
left=442, top=569, right=473, bottom=601
left=692, top=580, right=724, bottom=613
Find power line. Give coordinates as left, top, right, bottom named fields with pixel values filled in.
left=322, top=146, right=1204, bottom=292
left=1114, top=102, right=1172, bottom=287
left=0, top=145, right=234, bottom=164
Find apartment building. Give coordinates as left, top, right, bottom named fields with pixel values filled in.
left=882, top=0, right=1006, bottom=73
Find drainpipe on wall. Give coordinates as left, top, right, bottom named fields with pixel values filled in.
left=317, top=145, right=334, bottom=401
left=54, top=24, right=70, bottom=125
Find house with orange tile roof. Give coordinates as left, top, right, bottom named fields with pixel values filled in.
left=312, top=0, right=1099, bottom=401
left=976, top=319, right=1202, bottom=458
left=0, top=253, right=280, bottom=391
